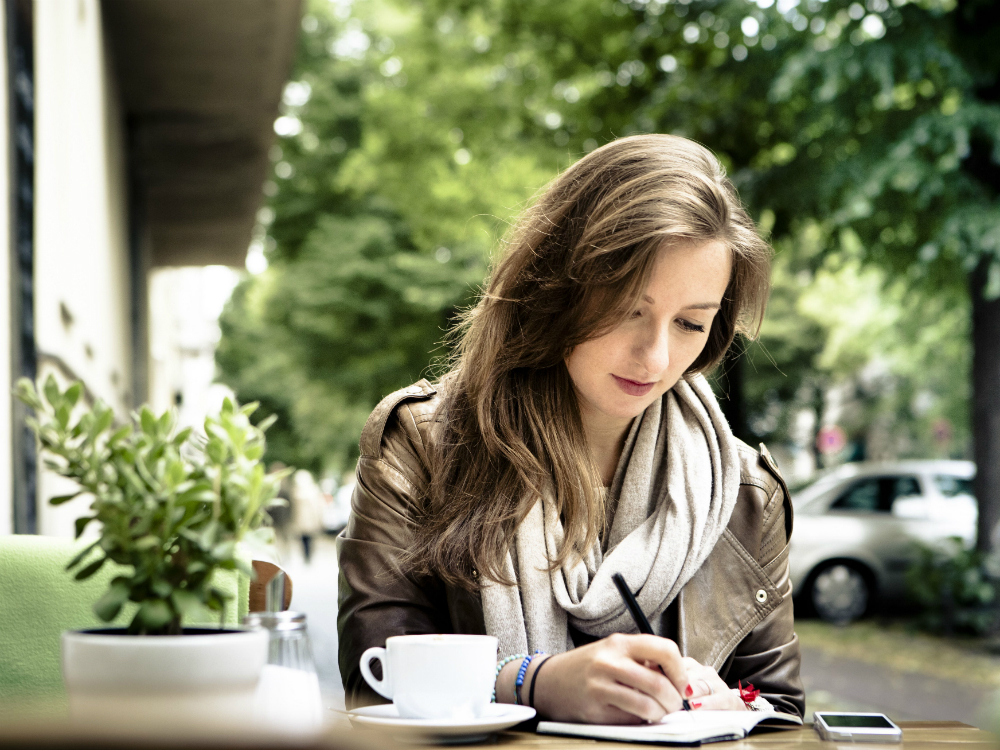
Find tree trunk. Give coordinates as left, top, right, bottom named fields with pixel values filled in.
left=970, top=260, right=1000, bottom=552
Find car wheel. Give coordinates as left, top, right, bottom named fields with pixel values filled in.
left=809, top=562, right=870, bottom=624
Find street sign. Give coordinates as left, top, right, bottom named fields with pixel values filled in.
left=816, top=424, right=847, bottom=455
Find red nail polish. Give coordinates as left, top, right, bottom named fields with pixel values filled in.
left=685, top=685, right=693, bottom=697
left=692, top=701, right=702, bottom=709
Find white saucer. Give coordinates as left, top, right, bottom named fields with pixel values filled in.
left=348, top=703, right=536, bottom=742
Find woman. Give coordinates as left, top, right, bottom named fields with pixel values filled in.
left=337, top=134, right=804, bottom=723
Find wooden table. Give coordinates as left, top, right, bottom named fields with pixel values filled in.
left=0, top=719, right=993, bottom=750
left=486, top=722, right=996, bottom=750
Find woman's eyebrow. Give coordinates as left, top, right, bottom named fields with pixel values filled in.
left=683, top=302, right=722, bottom=311
left=642, top=295, right=721, bottom=311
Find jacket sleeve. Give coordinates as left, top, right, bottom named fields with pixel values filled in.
left=336, top=388, right=452, bottom=709
left=720, top=444, right=805, bottom=718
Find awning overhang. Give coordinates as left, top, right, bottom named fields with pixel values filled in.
left=102, top=0, right=301, bottom=267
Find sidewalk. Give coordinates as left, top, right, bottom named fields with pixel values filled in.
left=276, top=534, right=346, bottom=712
left=798, top=620, right=1000, bottom=729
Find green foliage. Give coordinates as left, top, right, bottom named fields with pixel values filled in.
left=743, top=226, right=970, bottom=456
left=218, top=0, right=994, bottom=471
left=906, top=537, right=999, bottom=635
left=16, top=375, right=288, bottom=636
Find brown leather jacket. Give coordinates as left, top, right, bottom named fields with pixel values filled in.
left=337, top=380, right=805, bottom=717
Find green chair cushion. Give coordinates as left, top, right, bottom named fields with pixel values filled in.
left=0, top=535, right=250, bottom=702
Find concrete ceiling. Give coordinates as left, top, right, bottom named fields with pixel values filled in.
left=102, top=0, right=301, bottom=267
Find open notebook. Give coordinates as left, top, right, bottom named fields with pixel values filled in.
left=537, top=709, right=802, bottom=745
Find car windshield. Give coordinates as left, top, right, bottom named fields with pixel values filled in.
left=791, top=471, right=845, bottom=506
left=934, top=475, right=975, bottom=498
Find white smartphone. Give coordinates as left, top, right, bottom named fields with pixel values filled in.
left=813, top=712, right=902, bottom=743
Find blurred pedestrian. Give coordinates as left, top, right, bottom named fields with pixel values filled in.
left=267, top=461, right=293, bottom=550
left=290, top=469, right=325, bottom=563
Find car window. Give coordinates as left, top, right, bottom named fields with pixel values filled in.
left=934, top=475, right=975, bottom=498
left=892, top=476, right=921, bottom=499
left=831, top=478, right=882, bottom=512
left=830, top=475, right=922, bottom=513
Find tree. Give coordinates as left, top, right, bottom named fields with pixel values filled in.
left=218, top=0, right=992, bottom=544
left=421, top=0, right=997, bottom=545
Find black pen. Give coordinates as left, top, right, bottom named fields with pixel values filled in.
left=612, top=572, right=691, bottom=711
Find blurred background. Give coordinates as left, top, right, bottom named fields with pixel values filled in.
left=1, top=0, right=998, bottom=730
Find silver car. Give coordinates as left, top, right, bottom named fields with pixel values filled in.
left=789, top=460, right=977, bottom=623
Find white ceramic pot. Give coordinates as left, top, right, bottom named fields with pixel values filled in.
left=62, top=628, right=269, bottom=727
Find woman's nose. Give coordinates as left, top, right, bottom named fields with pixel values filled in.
left=637, top=326, right=670, bottom=374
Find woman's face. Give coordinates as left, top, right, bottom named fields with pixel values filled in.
left=565, top=239, right=732, bottom=438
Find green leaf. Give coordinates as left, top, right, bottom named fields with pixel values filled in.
left=151, top=579, right=173, bottom=599
left=74, top=515, right=96, bottom=539
left=133, top=534, right=160, bottom=551
left=136, top=599, right=174, bottom=631
left=14, top=378, right=43, bottom=409
left=205, top=440, right=226, bottom=464
left=49, top=493, right=80, bottom=506
left=140, top=406, right=156, bottom=436
left=256, top=413, right=277, bottom=432
left=64, top=382, right=83, bottom=408
left=211, top=541, right=236, bottom=560
left=74, top=556, right=107, bottom=580
left=171, top=588, right=203, bottom=619
left=65, top=540, right=100, bottom=570
left=173, top=427, right=193, bottom=446
left=93, top=580, right=130, bottom=622
left=108, top=425, right=132, bottom=444
left=43, top=374, right=61, bottom=409
left=158, top=410, right=175, bottom=435
left=208, top=586, right=233, bottom=607
left=93, top=407, right=114, bottom=436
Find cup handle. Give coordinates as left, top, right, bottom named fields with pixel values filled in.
left=359, top=647, right=392, bottom=699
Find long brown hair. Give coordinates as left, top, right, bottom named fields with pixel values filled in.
left=408, top=134, right=772, bottom=590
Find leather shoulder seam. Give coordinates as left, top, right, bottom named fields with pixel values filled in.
left=761, top=483, right=783, bottom=529
left=358, top=456, right=422, bottom=499
left=359, top=379, right=437, bottom=459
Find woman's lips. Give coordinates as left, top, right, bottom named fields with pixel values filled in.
left=612, top=375, right=656, bottom=397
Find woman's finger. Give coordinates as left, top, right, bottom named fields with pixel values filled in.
left=619, top=634, right=692, bottom=701
left=690, top=688, right=747, bottom=711
left=602, top=654, right=686, bottom=714
left=681, top=662, right=729, bottom=700
left=689, top=676, right=716, bottom=699
left=598, top=680, right=672, bottom=724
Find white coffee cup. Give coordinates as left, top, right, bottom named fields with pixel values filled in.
left=359, top=634, right=498, bottom=720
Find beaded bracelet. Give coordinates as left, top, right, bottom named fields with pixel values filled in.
left=492, top=654, right=528, bottom=703
left=514, top=651, right=543, bottom=705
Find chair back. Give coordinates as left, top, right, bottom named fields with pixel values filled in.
left=0, top=535, right=247, bottom=702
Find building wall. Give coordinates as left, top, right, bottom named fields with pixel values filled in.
left=148, top=266, right=239, bottom=433
left=0, top=5, right=12, bottom=536
left=33, top=0, right=130, bottom=538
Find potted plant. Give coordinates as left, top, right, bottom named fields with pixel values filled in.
left=15, top=375, right=288, bottom=724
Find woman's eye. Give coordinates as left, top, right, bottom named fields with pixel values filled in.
left=629, top=309, right=642, bottom=319
left=678, top=319, right=706, bottom=333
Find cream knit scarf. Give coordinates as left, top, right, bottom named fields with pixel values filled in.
left=480, top=373, right=740, bottom=657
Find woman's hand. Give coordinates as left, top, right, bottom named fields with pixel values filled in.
left=683, top=657, right=747, bottom=711
left=497, top=636, right=749, bottom=722
left=524, top=634, right=693, bottom=724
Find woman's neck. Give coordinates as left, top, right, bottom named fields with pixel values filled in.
left=583, top=418, right=632, bottom=487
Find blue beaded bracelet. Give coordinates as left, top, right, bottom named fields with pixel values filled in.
left=492, top=654, right=527, bottom=703
left=514, top=651, right=543, bottom=705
